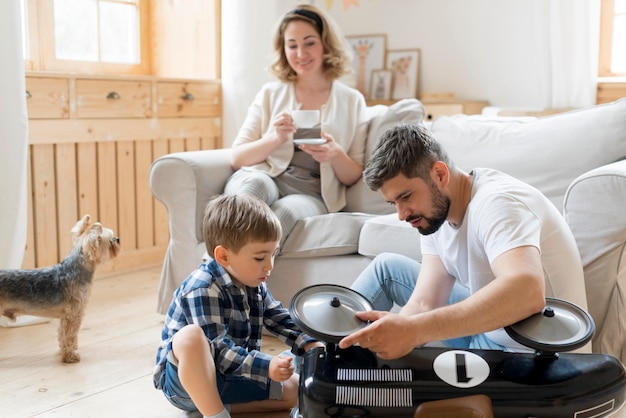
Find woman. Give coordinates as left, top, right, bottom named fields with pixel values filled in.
left=225, top=4, right=368, bottom=246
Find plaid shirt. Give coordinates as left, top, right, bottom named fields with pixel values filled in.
left=153, top=259, right=317, bottom=390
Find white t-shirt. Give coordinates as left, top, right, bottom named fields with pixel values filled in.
left=421, top=168, right=587, bottom=349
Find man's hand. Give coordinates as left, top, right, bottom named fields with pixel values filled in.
left=338, top=311, right=417, bottom=359
left=268, top=354, right=294, bottom=382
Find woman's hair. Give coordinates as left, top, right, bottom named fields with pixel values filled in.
left=269, top=4, right=352, bottom=82
left=203, top=194, right=282, bottom=254
left=363, top=124, right=453, bottom=191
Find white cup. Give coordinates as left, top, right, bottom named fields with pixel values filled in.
left=291, top=110, right=320, bottom=128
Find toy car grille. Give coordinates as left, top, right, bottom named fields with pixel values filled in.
left=335, top=368, right=414, bottom=408
left=337, top=367, right=413, bottom=382
left=336, top=386, right=413, bottom=408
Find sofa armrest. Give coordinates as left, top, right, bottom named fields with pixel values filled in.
left=563, top=159, right=626, bottom=362
left=149, top=148, right=233, bottom=312
left=150, top=148, right=233, bottom=243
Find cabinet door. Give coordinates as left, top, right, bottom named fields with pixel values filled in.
left=76, top=79, right=152, bottom=118
left=423, top=103, right=464, bottom=121
left=156, top=81, right=221, bottom=117
left=25, top=77, right=70, bottom=119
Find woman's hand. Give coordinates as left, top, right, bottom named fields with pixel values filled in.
left=296, top=131, right=342, bottom=163
left=298, top=131, right=363, bottom=186
left=268, top=354, right=295, bottom=382
left=273, top=111, right=297, bottom=143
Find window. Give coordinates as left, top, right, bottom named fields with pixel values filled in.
left=599, top=0, right=626, bottom=77
left=22, top=0, right=149, bottom=74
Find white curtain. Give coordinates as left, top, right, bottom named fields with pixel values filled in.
left=0, top=1, right=29, bottom=269
left=539, top=0, right=600, bottom=108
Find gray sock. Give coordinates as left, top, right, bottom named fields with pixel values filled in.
left=203, top=408, right=230, bottom=418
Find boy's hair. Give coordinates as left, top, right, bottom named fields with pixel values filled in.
left=270, top=3, right=352, bottom=82
left=363, top=123, right=453, bottom=191
left=203, top=194, right=282, bottom=254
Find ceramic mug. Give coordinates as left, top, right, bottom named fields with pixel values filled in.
left=291, top=110, right=320, bottom=128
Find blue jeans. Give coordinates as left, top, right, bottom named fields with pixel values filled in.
left=159, top=359, right=281, bottom=412
left=351, top=252, right=506, bottom=351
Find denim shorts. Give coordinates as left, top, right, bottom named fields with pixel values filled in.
left=159, top=359, right=282, bottom=412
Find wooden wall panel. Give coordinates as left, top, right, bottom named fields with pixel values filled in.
left=116, top=141, right=138, bottom=251
left=24, top=74, right=222, bottom=276
left=97, top=142, right=119, bottom=236
left=152, top=139, right=170, bottom=247
left=77, top=143, right=99, bottom=221
left=135, top=141, right=155, bottom=248
left=31, top=144, right=58, bottom=266
left=23, top=151, right=35, bottom=269
left=55, top=143, right=79, bottom=257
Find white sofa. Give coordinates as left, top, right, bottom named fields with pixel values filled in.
left=150, top=98, right=626, bottom=364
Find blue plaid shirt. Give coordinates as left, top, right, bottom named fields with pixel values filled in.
left=153, top=259, right=317, bottom=390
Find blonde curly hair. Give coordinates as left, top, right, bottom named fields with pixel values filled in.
left=269, top=4, right=353, bottom=82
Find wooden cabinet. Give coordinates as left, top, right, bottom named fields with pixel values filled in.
left=25, top=77, right=69, bottom=119
left=76, top=79, right=152, bottom=118
left=366, top=99, right=489, bottom=121
left=156, top=81, right=221, bottom=117
left=422, top=100, right=489, bottom=121
left=24, top=72, right=222, bottom=275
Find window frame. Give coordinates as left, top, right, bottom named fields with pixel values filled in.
left=599, top=0, right=626, bottom=77
left=25, top=0, right=151, bottom=75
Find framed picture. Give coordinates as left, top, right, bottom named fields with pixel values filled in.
left=369, top=69, right=392, bottom=101
left=346, top=34, right=386, bottom=99
left=385, top=49, right=421, bottom=100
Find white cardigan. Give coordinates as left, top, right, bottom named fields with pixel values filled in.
left=232, top=80, right=368, bottom=212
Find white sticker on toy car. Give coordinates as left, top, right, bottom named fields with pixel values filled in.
left=433, top=350, right=490, bottom=388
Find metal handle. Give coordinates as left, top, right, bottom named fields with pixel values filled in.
left=26, top=90, right=32, bottom=99
left=106, top=91, right=121, bottom=100
left=181, top=93, right=194, bottom=101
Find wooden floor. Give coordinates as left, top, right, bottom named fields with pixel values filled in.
left=3, top=266, right=626, bottom=418
left=0, top=266, right=290, bottom=418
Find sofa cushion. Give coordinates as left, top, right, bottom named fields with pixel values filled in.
left=280, top=212, right=376, bottom=258
left=430, top=98, right=626, bottom=211
left=345, top=98, right=425, bottom=215
left=358, top=213, right=422, bottom=261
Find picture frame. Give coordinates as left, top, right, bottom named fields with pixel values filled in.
left=385, top=49, right=421, bottom=100
left=345, top=34, right=387, bottom=99
left=369, top=69, right=392, bottom=101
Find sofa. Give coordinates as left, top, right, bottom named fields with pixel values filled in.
left=150, top=97, right=626, bottom=364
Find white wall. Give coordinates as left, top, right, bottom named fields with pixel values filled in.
left=222, top=0, right=599, bottom=146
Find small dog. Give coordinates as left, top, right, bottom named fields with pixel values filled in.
left=0, top=215, right=120, bottom=362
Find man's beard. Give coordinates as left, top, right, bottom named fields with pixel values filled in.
left=408, top=183, right=450, bottom=235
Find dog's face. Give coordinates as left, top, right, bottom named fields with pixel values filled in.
left=71, top=215, right=120, bottom=264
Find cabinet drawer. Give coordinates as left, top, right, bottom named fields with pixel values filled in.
left=157, top=81, right=221, bottom=117
left=76, top=79, right=151, bottom=118
left=25, top=77, right=69, bottom=119
left=423, top=103, right=464, bottom=121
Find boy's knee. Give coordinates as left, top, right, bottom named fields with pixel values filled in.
left=281, top=375, right=300, bottom=407
left=172, top=325, right=210, bottom=356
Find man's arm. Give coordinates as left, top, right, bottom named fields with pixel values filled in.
left=339, top=246, right=546, bottom=359
left=399, top=254, right=456, bottom=316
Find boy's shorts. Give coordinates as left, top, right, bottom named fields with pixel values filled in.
left=159, top=356, right=283, bottom=412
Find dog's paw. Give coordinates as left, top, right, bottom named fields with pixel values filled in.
left=62, top=351, right=81, bottom=363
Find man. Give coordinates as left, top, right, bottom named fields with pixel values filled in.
left=338, top=123, right=588, bottom=359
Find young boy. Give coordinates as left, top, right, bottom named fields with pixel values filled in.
left=153, top=194, right=322, bottom=418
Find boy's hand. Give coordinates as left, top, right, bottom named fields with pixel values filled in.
left=269, top=354, right=294, bottom=382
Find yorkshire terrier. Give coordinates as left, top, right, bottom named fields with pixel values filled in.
left=0, top=215, right=120, bottom=362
